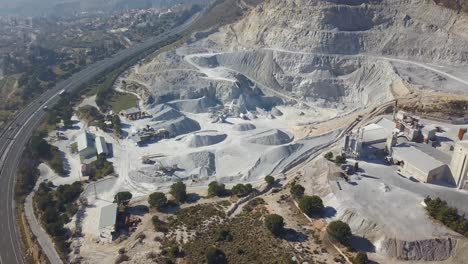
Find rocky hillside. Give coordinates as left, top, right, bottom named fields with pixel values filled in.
left=208, top=0, right=468, bottom=64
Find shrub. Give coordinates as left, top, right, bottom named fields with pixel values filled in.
left=115, top=254, right=130, bottom=264
left=265, top=214, right=285, bottom=237
left=353, top=252, right=369, bottom=264
left=170, top=182, right=187, bottom=203
left=327, top=220, right=352, bottom=244
left=216, top=228, right=233, bottom=242
left=324, top=152, right=334, bottom=160
left=208, top=181, right=229, bottom=197
left=299, top=195, right=324, bottom=216
left=425, top=197, right=468, bottom=237
left=152, top=216, right=168, bottom=233
left=206, top=247, right=227, bottom=264
left=290, top=183, right=305, bottom=200
left=264, top=175, right=275, bottom=185
left=148, top=192, right=167, bottom=210
left=114, top=191, right=132, bottom=204
left=335, top=155, right=347, bottom=164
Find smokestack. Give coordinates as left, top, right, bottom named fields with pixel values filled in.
left=458, top=128, right=467, bottom=141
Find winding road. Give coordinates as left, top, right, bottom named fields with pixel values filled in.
left=0, top=13, right=201, bottom=264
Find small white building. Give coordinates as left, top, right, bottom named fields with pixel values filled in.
left=76, top=132, right=96, bottom=162
left=98, top=203, right=118, bottom=242
left=392, top=143, right=452, bottom=184
left=451, top=140, right=468, bottom=189
left=95, top=136, right=109, bottom=156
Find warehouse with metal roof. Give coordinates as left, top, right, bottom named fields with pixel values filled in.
left=98, top=203, right=118, bottom=242
left=95, top=136, right=109, bottom=156
left=392, top=143, right=452, bottom=184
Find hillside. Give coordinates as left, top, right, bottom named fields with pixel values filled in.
left=118, top=0, right=468, bottom=262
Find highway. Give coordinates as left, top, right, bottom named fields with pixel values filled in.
left=0, top=13, right=200, bottom=264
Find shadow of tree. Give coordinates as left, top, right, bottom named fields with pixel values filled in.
left=323, top=206, right=337, bottom=218
left=127, top=205, right=149, bottom=216
left=281, top=228, right=308, bottom=242
left=349, top=235, right=376, bottom=253
left=186, top=193, right=201, bottom=204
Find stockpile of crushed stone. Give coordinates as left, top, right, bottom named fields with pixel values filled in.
left=168, top=96, right=218, bottom=113
left=151, top=107, right=183, bottom=122
left=152, top=116, right=201, bottom=137
left=246, top=129, right=292, bottom=145
left=271, top=107, right=283, bottom=116
left=246, top=143, right=301, bottom=180
left=186, top=132, right=227, bottom=148
left=232, top=123, right=256, bottom=131
left=166, top=150, right=216, bottom=177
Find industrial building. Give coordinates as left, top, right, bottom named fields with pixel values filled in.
left=343, top=122, right=393, bottom=159
left=95, top=136, right=109, bottom=156
left=77, top=132, right=97, bottom=163
left=120, top=107, right=143, bottom=120
left=450, top=140, right=468, bottom=189
left=98, top=203, right=118, bottom=242
left=75, top=132, right=111, bottom=164
left=392, top=143, right=452, bottom=184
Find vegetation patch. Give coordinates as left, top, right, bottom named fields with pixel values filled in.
left=88, top=154, right=114, bottom=180
left=109, top=92, right=139, bottom=113
left=169, top=204, right=225, bottom=230
left=33, top=181, right=83, bottom=257
left=425, top=197, right=468, bottom=237
left=180, top=202, right=293, bottom=264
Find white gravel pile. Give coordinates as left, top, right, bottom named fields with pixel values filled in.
left=247, top=129, right=292, bottom=145
left=151, top=107, right=183, bottom=122
left=152, top=116, right=201, bottom=136
left=186, top=132, right=227, bottom=148
left=232, top=123, right=256, bottom=131
left=168, top=96, right=218, bottom=113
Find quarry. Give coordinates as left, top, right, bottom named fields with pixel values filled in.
left=30, top=0, right=468, bottom=263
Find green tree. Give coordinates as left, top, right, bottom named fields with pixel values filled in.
left=324, top=152, right=334, bottom=160
left=299, top=195, right=324, bottom=217
left=170, top=182, right=187, bottom=203
left=290, top=183, right=305, bottom=200
left=30, top=135, right=52, bottom=159
left=264, top=214, right=285, bottom=237
left=148, top=192, right=167, bottom=210
left=353, top=252, right=369, bottom=264
left=264, top=175, right=275, bottom=185
left=327, top=220, right=352, bottom=244
left=231, top=183, right=253, bottom=197
left=206, top=247, right=227, bottom=264
left=114, top=191, right=133, bottom=204
left=208, top=181, right=228, bottom=197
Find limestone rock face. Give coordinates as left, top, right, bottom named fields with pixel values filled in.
left=214, top=0, right=468, bottom=64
